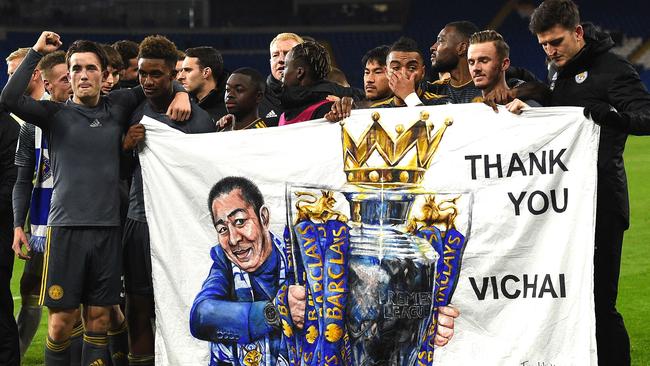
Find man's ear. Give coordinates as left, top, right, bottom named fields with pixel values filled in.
left=43, top=80, right=53, bottom=94
left=32, top=69, right=41, bottom=82
left=260, top=206, right=270, bottom=227
left=502, top=57, right=511, bottom=72
left=255, top=90, right=263, bottom=104
left=296, top=66, right=305, bottom=81
left=457, top=41, right=468, bottom=57
left=202, top=66, right=212, bottom=80
left=575, top=24, right=584, bottom=42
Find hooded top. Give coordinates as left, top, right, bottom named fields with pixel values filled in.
left=259, top=75, right=364, bottom=127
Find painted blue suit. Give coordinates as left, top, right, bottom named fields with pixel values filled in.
left=190, top=233, right=290, bottom=366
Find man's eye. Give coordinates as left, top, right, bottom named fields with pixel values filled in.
left=234, top=218, right=246, bottom=226
left=216, top=225, right=228, bottom=234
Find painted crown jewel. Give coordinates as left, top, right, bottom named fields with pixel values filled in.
left=341, top=110, right=452, bottom=188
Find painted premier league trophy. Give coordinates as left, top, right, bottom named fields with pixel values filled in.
left=284, top=111, right=469, bottom=366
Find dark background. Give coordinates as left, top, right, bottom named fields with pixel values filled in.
left=1, top=0, right=649, bottom=89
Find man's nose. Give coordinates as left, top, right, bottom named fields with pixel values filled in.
left=228, top=227, right=242, bottom=245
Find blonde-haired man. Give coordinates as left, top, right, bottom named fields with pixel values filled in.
left=259, top=33, right=304, bottom=126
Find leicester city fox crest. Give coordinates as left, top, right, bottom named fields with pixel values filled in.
left=575, top=71, right=588, bottom=84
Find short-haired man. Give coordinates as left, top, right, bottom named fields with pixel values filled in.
left=260, top=33, right=364, bottom=126
left=361, top=45, right=392, bottom=107
left=113, top=40, right=139, bottom=89
left=326, top=37, right=441, bottom=119
left=374, top=37, right=444, bottom=108
left=529, top=1, right=650, bottom=364
left=425, top=21, right=483, bottom=104
left=37, top=51, right=72, bottom=103
left=175, top=49, right=186, bottom=81
left=467, top=30, right=541, bottom=113
left=122, top=34, right=216, bottom=366
left=391, top=21, right=545, bottom=109
left=6, top=48, right=45, bottom=102
left=1, top=31, right=190, bottom=366
left=216, top=67, right=268, bottom=131
left=101, top=44, right=124, bottom=95
left=258, top=32, right=304, bottom=126
left=178, top=46, right=228, bottom=121
left=190, top=176, right=306, bottom=365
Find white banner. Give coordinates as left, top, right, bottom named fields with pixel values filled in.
left=139, top=103, right=599, bottom=365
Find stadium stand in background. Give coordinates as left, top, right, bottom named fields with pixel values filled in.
left=1, top=0, right=649, bottom=89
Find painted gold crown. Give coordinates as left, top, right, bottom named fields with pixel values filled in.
left=341, top=110, right=452, bottom=188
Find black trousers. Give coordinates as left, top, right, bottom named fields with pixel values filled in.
left=594, top=211, right=630, bottom=366
left=0, top=224, right=19, bottom=366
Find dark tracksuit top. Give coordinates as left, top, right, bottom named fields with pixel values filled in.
left=0, top=49, right=145, bottom=227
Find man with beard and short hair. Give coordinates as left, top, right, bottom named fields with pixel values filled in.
left=121, top=35, right=216, bottom=366
left=113, top=40, right=139, bottom=89
left=178, top=46, right=228, bottom=122
left=216, top=67, right=267, bottom=131
left=467, top=30, right=541, bottom=113
left=529, top=1, right=650, bottom=364
left=1, top=31, right=191, bottom=366
left=361, top=45, right=392, bottom=107
left=427, top=21, right=483, bottom=104
left=101, top=44, right=124, bottom=95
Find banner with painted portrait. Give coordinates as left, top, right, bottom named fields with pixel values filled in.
left=138, top=103, right=599, bottom=365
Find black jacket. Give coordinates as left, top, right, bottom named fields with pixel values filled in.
left=549, top=23, right=650, bottom=226
left=0, top=107, right=19, bottom=232
left=196, top=88, right=228, bottom=123
left=259, top=75, right=364, bottom=127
